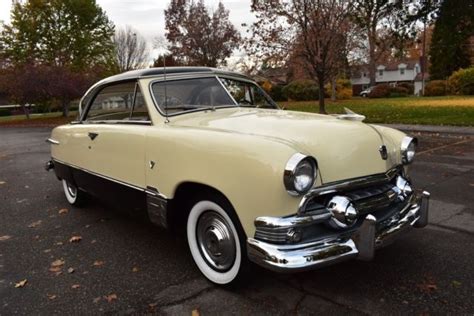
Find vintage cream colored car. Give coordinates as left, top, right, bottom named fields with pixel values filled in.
left=46, top=67, right=430, bottom=285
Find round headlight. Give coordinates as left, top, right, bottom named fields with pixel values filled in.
left=401, top=136, right=417, bottom=164
left=284, top=153, right=317, bottom=195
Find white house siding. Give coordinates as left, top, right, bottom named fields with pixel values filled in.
left=414, top=81, right=423, bottom=96
left=351, top=61, right=421, bottom=95
left=376, top=68, right=417, bottom=83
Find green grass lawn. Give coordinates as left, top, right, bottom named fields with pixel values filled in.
left=0, top=111, right=77, bottom=126
left=1, top=96, right=473, bottom=126
left=280, top=96, right=474, bottom=126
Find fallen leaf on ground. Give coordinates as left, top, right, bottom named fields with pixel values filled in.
left=132, top=267, right=139, bottom=272
left=0, top=235, right=12, bottom=241
left=105, top=293, right=117, bottom=303
left=452, top=280, right=462, bottom=287
left=469, top=183, right=474, bottom=187
left=91, top=239, right=97, bottom=244
left=49, top=266, right=62, bottom=273
left=93, top=260, right=104, bottom=267
left=28, top=220, right=42, bottom=228
left=55, top=242, right=63, bottom=246
left=43, top=249, right=51, bottom=253
left=47, top=294, right=57, bottom=300
left=192, top=309, right=200, bottom=316
left=51, top=259, right=65, bottom=267
left=67, top=267, right=75, bottom=274
left=71, top=284, right=80, bottom=289
left=58, top=208, right=68, bottom=215
left=417, top=277, right=438, bottom=293
left=0, top=181, right=5, bottom=185
left=69, top=236, right=82, bottom=243
left=93, top=297, right=101, bottom=304
left=14, top=279, right=27, bottom=288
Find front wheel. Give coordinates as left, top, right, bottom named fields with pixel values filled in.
left=186, top=198, right=247, bottom=285
left=62, top=180, right=86, bottom=206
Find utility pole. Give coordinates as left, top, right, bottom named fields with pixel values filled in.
left=421, top=16, right=426, bottom=96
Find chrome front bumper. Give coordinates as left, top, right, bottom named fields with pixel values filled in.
left=247, top=190, right=430, bottom=272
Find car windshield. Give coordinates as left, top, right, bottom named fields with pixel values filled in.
left=219, top=77, right=275, bottom=109
left=151, top=76, right=277, bottom=116
left=151, top=77, right=236, bottom=115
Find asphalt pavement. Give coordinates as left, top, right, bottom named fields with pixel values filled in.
left=0, top=126, right=473, bottom=315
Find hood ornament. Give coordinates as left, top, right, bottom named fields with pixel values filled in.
left=333, top=107, right=366, bottom=122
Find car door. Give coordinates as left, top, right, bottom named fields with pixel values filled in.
left=79, top=81, right=151, bottom=210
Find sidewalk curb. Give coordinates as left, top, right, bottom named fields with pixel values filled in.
left=381, top=124, right=474, bottom=135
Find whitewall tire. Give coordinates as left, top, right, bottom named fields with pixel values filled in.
left=62, top=180, right=85, bottom=206
left=187, top=200, right=244, bottom=285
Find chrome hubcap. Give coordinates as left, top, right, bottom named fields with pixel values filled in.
left=196, top=211, right=236, bottom=271
left=66, top=182, right=77, bottom=198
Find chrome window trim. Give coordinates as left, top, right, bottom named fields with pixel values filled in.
left=148, top=75, right=239, bottom=118
left=217, top=75, right=279, bottom=109
left=283, top=153, right=318, bottom=196
left=80, top=79, right=153, bottom=125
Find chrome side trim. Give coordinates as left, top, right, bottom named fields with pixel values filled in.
left=52, top=158, right=148, bottom=193
left=146, top=187, right=168, bottom=229
left=46, top=138, right=60, bottom=145
left=298, top=165, right=402, bottom=215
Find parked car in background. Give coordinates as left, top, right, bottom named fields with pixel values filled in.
left=360, top=86, right=374, bottom=97
left=46, top=67, right=430, bottom=285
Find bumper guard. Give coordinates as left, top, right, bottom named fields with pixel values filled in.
left=247, top=190, right=430, bottom=272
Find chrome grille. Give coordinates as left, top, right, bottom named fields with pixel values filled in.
left=346, top=183, right=398, bottom=214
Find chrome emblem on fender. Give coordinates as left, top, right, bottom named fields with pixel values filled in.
left=379, top=145, right=388, bottom=160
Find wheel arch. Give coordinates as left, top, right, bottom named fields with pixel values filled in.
left=166, top=181, right=245, bottom=238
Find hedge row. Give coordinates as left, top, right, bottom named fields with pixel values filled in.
left=267, top=79, right=352, bottom=101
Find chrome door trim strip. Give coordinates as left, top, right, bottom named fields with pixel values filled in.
left=52, top=158, right=149, bottom=193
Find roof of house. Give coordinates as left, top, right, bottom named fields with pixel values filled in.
left=351, top=59, right=420, bottom=78
left=255, top=67, right=288, bottom=85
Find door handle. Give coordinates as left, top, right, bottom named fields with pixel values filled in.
left=88, top=132, right=99, bottom=140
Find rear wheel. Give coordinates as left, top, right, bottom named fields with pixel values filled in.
left=62, top=180, right=86, bottom=206
left=186, top=197, right=248, bottom=285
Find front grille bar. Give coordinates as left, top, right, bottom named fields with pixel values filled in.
left=298, top=166, right=403, bottom=215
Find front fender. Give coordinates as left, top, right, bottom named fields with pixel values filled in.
left=145, top=125, right=314, bottom=237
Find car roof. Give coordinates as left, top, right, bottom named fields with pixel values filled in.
left=100, top=67, right=251, bottom=84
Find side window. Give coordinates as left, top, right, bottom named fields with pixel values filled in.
left=85, top=82, right=150, bottom=122
left=130, top=86, right=150, bottom=121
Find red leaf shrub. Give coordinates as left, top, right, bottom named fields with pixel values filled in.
left=424, top=80, right=447, bottom=96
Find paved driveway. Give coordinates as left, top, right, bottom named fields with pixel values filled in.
left=0, top=127, right=473, bottom=315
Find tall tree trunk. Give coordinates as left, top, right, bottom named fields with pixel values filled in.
left=368, top=30, right=377, bottom=86
left=318, top=78, right=326, bottom=114
left=21, top=104, right=30, bottom=119
left=62, top=100, right=69, bottom=118
left=331, top=77, right=337, bottom=101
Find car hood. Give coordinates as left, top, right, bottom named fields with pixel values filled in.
left=169, top=108, right=399, bottom=183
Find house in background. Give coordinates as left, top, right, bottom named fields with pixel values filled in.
left=351, top=59, right=426, bottom=96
